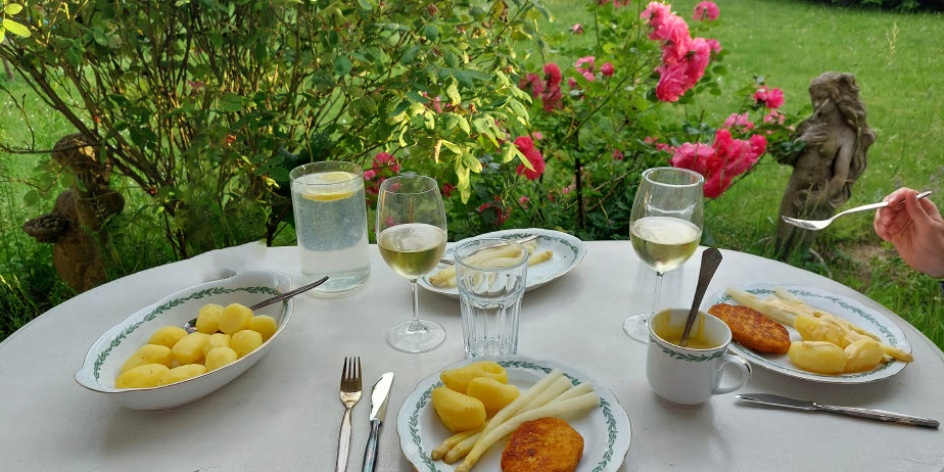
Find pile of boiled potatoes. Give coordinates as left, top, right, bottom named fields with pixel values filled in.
left=114, top=303, right=277, bottom=389
left=431, top=361, right=522, bottom=432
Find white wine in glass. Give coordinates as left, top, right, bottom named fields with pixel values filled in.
left=623, top=167, right=704, bottom=343
left=377, top=175, right=448, bottom=353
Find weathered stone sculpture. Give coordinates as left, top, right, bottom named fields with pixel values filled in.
left=774, top=72, right=875, bottom=258
left=23, top=134, right=124, bottom=293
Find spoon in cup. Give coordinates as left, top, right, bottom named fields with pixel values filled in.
left=679, top=248, right=723, bottom=347
left=184, top=276, right=328, bottom=333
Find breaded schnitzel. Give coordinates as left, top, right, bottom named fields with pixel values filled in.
left=501, top=417, right=584, bottom=472
left=709, top=303, right=791, bottom=354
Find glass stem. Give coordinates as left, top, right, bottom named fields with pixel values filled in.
left=650, top=271, right=665, bottom=318
left=409, top=279, right=425, bottom=332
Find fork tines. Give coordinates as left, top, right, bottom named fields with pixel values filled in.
left=341, top=356, right=362, bottom=390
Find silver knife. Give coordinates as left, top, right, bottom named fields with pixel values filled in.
left=362, top=372, right=394, bottom=472
left=736, top=393, right=940, bottom=429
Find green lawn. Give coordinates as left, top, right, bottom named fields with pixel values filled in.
left=1, top=0, right=942, bottom=348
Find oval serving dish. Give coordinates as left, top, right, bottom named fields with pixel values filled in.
left=74, top=270, right=294, bottom=410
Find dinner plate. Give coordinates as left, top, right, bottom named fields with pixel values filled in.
left=397, top=356, right=631, bottom=472
left=704, top=283, right=912, bottom=384
left=418, top=228, right=586, bottom=299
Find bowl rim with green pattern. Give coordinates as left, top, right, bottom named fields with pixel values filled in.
left=74, top=270, right=294, bottom=410
left=419, top=228, right=587, bottom=299
left=704, top=283, right=912, bottom=384
left=396, top=355, right=632, bottom=472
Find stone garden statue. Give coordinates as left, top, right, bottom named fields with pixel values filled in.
left=774, top=72, right=876, bottom=258
left=23, top=134, right=124, bottom=293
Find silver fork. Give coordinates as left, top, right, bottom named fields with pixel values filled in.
left=337, top=356, right=362, bottom=472
left=781, top=190, right=933, bottom=231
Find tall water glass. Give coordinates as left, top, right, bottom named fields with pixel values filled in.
left=456, top=239, right=528, bottom=358
left=623, top=167, right=704, bottom=343
left=290, top=161, right=371, bottom=293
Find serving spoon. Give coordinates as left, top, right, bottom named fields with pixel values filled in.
left=184, top=276, right=328, bottom=333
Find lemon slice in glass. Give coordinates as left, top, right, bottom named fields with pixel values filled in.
left=300, top=171, right=359, bottom=202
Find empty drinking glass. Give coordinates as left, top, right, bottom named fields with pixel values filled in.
left=455, top=239, right=528, bottom=358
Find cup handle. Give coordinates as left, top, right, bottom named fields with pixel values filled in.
left=713, top=352, right=752, bottom=395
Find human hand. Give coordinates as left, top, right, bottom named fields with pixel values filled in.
left=873, top=187, right=944, bottom=278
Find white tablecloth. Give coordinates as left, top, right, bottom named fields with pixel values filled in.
left=1, top=241, right=942, bottom=471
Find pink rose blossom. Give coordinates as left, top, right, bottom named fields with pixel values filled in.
left=753, top=86, right=785, bottom=110
left=363, top=169, right=377, bottom=181
left=612, top=149, right=625, bottom=161
left=531, top=131, right=543, bottom=140
left=519, top=196, right=530, bottom=208
left=706, top=38, right=722, bottom=53
left=575, top=56, right=596, bottom=82
left=763, top=111, right=786, bottom=125
left=514, top=136, right=546, bottom=180
left=372, top=152, right=400, bottom=173
left=544, top=63, right=563, bottom=87
left=572, top=23, right=584, bottom=35
left=601, top=62, right=615, bottom=77
left=693, top=2, right=720, bottom=22
left=567, top=77, right=578, bottom=89
left=671, top=129, right=767, bottom=198
left=655, top=62, right=688, bottom=102
left=722, top=112, right=755, bottom=131
left=441, top=183, right=455, bottom=197
left=518, top=73, right=545, bottom=99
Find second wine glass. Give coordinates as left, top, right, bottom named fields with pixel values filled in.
left=376, top=175, right=448, bottom=353
left=623, top=167, right=704, bottom=343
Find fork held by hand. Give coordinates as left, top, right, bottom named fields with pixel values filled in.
left=781, top=190, right=933, bottom=231
left=337, top=357, right=362, bottom=472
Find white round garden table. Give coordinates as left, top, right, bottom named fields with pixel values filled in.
left=1, top=241, right=941, bottom=471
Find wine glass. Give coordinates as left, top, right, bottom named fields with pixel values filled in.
left=623, top=167, right=704, bottom=343
left=376, top=174, right=448, bottom=353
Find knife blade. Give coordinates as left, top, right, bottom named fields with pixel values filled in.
left=362, top=372, right=394, bottom=472
left=736, top=393, right=939, bottom=429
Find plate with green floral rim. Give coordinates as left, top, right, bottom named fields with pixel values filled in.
left=418, top=228, right=587, bottom=299
left=396, top=356, right=631, bottom=472
left=705, top=283, right=912, bottom=384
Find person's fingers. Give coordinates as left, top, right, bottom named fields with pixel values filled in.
left=904, top=191, right=932, bottom=227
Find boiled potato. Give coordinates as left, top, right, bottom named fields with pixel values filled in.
left=205, top=347, right=238, bottom=371
left=203, top=333, right=232, bottom=356
left=157, top=364, right=208, bottom=386
left=431, top=386, right=487, bottom=432
left=219, top=303, right=253, bottom=334
left=248, top=315, right=278, bottom=341
left=466, top=377, right=520, bottom=418
left=116, top=364, right=170, bottom=389
left=788, top=341, right=847, bottom=374
left=844, top=338, right=885, bottom=373
left=172, top=332, right=210, bottom=365
left=231, top=330, right=263, bottom=358
left=440, top=361, right=508, bottom=393
left=794, top=315, right=848, bottom=347
left=195, top=303, right=224, bottom=334
left=148, top=326, right=188, bottom=349
left=120, top=344, right=174, bottom=374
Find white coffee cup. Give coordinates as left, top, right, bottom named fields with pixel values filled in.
left=646, top=308, right=752, bottom=407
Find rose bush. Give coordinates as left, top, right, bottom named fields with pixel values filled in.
left=441, top=0, right=799, bottom=241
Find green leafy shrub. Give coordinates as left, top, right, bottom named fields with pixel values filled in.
left=1, top=0, right=548, bottom=257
